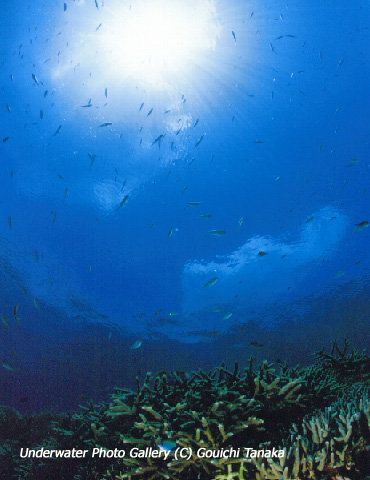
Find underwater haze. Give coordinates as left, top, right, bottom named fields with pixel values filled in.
left=1, top=0, right=370, bottom=412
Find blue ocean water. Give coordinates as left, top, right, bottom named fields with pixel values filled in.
left=0, top=0, right=369, bottom=412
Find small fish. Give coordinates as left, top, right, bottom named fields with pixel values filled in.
left=53, top=125, right=62, bottom=136
left=232, top=31, right=236, bottom=43
left=159, top=441, right=176, bottom=453
left=222, top=312, right=233, bottom=320
left=105, top=87, right=108, bottom=98
left=88, top=153, right=96, bottom=168
left=187, top=202, right=201, bottom=206
left=6, top=104, right=11, bottom=112
left=19, top=397, right=29, bottom=403
left=40, top=110, right=43, bottom=120
left=33, top=297, right=39, bottom=309
left=1, top=315, right=9, bottom=327
left=152, top=134, right=165, bottom=148
left=96, top=23, right=102, bottom=31
left=233, top=324, right=248, bottom=332
left=195, top=135, right=204, bottom=147
left=3, top=137, right=9, bottom=143
left=169, top=311, right=178, bottom=316
left=34, top=249, right=39, bottom=262
left=335, top=270, right=344, bottom=278
left=193, top=119, right=199, bottom=127
left=253, top=140, right=264, bottom=144
left=63, top=188, right=68, bottom=202
left=207, top=331, right=221, bottom=337
left=81, top=99, right=92, bottom=107
left=146, top=108, right=153, bottom=117
left=94, top=0, right=99, bottom=9
left=306, top=216, right=314, bottom=223
left=130, top=340, right=142, bottom=350
left=64, top=3, right=67, bottom=11
left=139, top=102, right=144, bottom=111
left=249, top=341, right=264, bottom=348
left=98, top=122, right=112, bottom=127
left=258, top=251, right=267, bottom=256
left=200, top=214, right=212, bottom=219
left=207, top=230, right=226, bottom=235
left=181, top=186, right=188, bottom=194
left=116, top=195, right=128, bottom=210
left=44, top=90, right=48, bottom=97
left=354, top=221, right=369, bottom=232
left=269, top=42, right=275, bottom=52
left=32, top=73, right=39, bottom=85
left=166, top=227, right=174, bottom=242
left=236, top=216, right=244, bottom=233
left=2, top=362, right=14, bottom=371
left=8, top=216, right=11, bottom=229
left=274, top=176, right=281, bottom=183
left=13, top=304, right=20, bottom=323
left=212, top=307, right=222, bottom=312
left=202, top=277, right=218, bottom=288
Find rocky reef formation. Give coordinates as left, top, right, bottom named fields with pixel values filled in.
left=2, top=341, right=370, bottom=479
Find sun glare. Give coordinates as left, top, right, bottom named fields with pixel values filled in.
left=101, top=0, right=221, bottom=89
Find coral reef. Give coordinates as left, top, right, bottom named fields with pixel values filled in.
left=0, top=407, right=67, bottom=479
left=2, top=342, right=370, bottom=479
left=252, top=394, right=370, bottom=479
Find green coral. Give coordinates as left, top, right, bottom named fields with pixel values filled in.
left=2, top=342, right=370, bottom=480
left=253, top=394, right=370, bottom=479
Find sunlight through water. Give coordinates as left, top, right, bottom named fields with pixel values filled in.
left=53, top=0, right=222, bottom=90
left=92, top=0, right=221, bottom=90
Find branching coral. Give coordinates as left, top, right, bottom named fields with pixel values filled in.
left=2, top=342, right=370, bottom=480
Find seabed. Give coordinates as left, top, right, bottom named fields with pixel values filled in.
left=1, top=341, right=370, bottom=480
